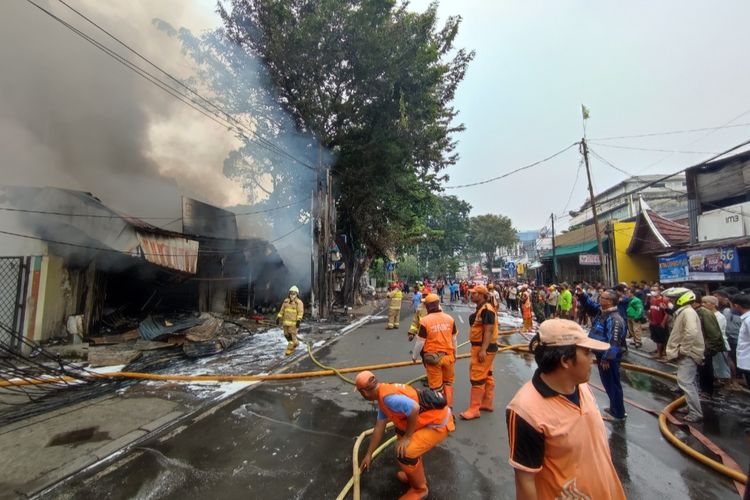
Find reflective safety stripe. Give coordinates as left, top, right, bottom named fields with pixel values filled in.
left=470, top=342, right=498, bottom=352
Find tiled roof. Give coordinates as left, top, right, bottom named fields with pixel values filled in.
left=627, top=209, right=689, bottom=255
left=647, top=210, right=690, bottom=245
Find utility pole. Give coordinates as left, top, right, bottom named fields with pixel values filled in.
left=580, top=138, right=608, bottom=285
left=550, top=212, right=558, bottom=282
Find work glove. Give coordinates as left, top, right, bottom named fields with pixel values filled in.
left=275, top=317, right=280, bottom=326
left=296, top=320, right=301, bottom=328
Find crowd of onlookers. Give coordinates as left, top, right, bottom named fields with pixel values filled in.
left=399, top=276, right=750, bottom=397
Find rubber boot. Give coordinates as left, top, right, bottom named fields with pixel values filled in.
left=444, top=385, right=454, bottom=407
left=398, top=462, right=428, bottom=500
left=459, top=385, right=484, bottom=420
left=479, top=379, right=495, bottom=412
left=284, top=342, right=295, bottom=356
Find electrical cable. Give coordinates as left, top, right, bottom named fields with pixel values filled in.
left=0, top=221, right=309, bottom=258
left=588, top=143, right=718, bottom=155
left=589, top=122, right=750, bottom=141
left=443, top=143, right=578, bottom=189
left=23, top=0, right=319, bottom=172
left=0, top=196, right=312, bottom=221
left=588, top=146, right=750, bottom=222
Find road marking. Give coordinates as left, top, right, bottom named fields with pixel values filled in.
left=458, top=315, right=464, bottom=324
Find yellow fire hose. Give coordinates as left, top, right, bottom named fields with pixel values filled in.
left=335, top=350, right=747, bottom=499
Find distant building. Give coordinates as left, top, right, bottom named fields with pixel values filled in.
left=569, top=174, right=687, bottom=228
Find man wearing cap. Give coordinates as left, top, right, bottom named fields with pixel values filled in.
left=506, top=319, right=626, bottom=500
left=386, top=282, right=404, bottom=330
left=356, top=371, right=454, bottom=500
left=412, top=294, right=457, bottom=406
left=460, top=284, right=499, bottom=420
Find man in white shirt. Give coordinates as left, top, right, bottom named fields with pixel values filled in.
left=732, top=293, right=750, bottom=387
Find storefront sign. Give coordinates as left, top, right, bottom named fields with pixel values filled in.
left=579, top=253, right=601, bottom=266
left=658, top=253, right=688, bottom=283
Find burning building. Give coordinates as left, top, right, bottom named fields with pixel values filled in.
left=0, top=185, right=289, bottom=352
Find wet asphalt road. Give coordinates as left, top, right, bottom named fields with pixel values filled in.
left=51, top=304, right=748, bottom=499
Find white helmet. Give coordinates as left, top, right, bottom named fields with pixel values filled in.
left=289, top=285, right=300, bottom=294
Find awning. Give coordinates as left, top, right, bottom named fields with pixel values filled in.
left=541, top=240, right=598, bottom=259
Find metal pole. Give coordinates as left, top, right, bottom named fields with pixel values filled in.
left=310, top=190, right=318, bottom=319
left=550, top=213, right=558, bottom=282
left=580, top=138, right=609, bottom=285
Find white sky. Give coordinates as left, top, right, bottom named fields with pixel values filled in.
left=409, top=0, right=750, bottom=231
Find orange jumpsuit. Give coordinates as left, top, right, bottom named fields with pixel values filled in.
left=469, top=303, right=499, bottom=388
left=418, top=311, right=457, bottom=405
left=520, top=291, right=533, bottom=332
left=377, top=383, right=454, bottom=471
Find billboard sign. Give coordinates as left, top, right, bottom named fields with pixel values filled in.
left=658, top=253, right=688, bottom=283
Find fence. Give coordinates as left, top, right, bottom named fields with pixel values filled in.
left=0, top=257, right=29, bottom=352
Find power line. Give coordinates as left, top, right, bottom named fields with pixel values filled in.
left=558, top=157, right=584, bottom=217
left=589, top=122, right=750, bottom=141
left=587, top=143, right=717, bottom=155
left=570, top=136, right=750, bottom=218
left=587, top=146, right=750, bottom=221
left=444, top=143, right=578, bottom=189
left=0, top=222, right=309, bottom=258
left=0, top=196, right=311, bottom=221
left=24, top=0, right=318, bottom=173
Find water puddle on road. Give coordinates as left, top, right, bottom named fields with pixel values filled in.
left=47, top=426, right=111, bottom=447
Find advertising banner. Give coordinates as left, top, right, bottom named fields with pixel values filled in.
left=687, top=248, right=725, bottom=281
left=658, top=253, right=688, bottom=283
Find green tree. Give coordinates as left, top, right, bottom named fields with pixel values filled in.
left=396, top=254, right=422, bottom=284
left=468, top=214, right=517, bottom=275
left=219, top=0, right=474, bottom=303
left=411, top=195, right=471, bottom=276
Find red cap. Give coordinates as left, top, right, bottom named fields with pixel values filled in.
left=355, top=371, right=377, bottom=390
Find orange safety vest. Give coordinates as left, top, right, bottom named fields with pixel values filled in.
left=507, top=381, right=626, bottom=499
left=469, top=303, right=499, bottom=345
left=419, top=311, right=456, bottom=356
left=377, top=383, right=450, bottom=433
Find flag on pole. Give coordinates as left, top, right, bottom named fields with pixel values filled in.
left=581, top=104, right=590, bottom=120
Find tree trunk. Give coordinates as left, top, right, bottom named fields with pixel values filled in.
left=336, top=234, right=374, bottom=307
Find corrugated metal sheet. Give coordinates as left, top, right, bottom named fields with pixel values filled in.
left=138, top=316, right=203, bottom=341
left=136, top=233, right=199, bottom=274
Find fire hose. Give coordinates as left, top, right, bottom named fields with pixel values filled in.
left=1, top=330, right=747, bottom=494
left=330, top=349, right=748, bottom=499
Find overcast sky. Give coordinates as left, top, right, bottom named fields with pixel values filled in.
left=409, top=0, right=750, bottom=231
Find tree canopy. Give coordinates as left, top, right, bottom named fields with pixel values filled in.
left=219, top=0, right=474, bottom=302
left=468, top=214, right=517, bottom=274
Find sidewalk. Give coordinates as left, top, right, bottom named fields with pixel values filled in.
left=0, top=310, right=379, bottom=500
left=0, top=393, right=187, bottom=499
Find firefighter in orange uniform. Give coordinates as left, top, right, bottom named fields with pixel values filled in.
left=411, top=294, right=457, bottom=406
left=459, top=284, right=499, bottom=420
left=356, top=371, right=454, bottom=500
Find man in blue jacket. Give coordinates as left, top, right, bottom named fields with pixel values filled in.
left=579, top=288, right=628, bottom=420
